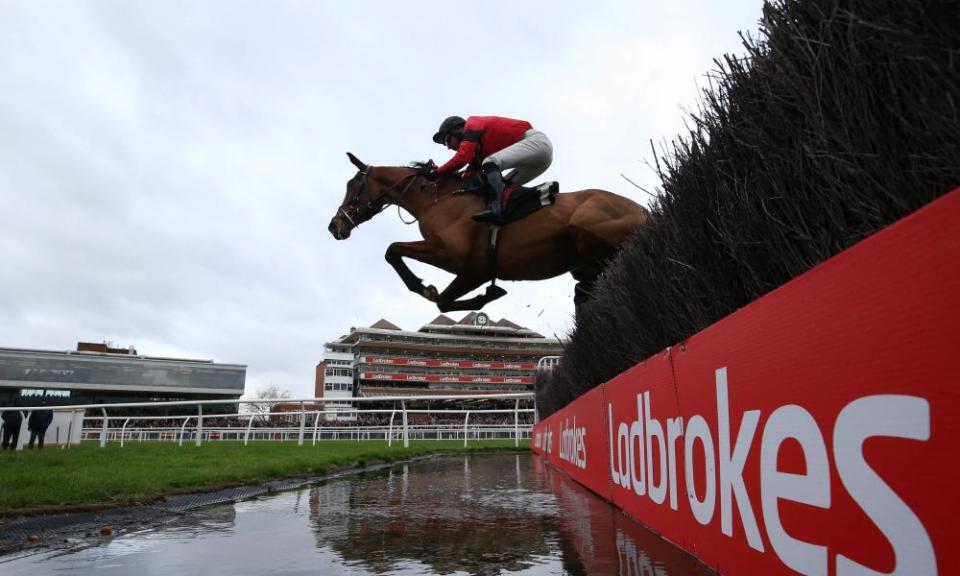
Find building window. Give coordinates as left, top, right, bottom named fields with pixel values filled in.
left=323, top=382, right=353, bottom=392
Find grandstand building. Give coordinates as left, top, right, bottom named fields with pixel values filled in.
left=0, top=342, right=246, bottom=414
left=315, top=312, right=562, bottom=420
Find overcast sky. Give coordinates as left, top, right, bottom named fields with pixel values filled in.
left=0, top=1, right=762, bottom=398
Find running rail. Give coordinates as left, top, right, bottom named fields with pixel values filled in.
left=1, top=393, right=535, bottom=450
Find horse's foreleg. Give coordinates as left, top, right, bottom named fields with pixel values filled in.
left=384, top=241, right=450, bottom=301
left=435, top=276, right=508, bottom=312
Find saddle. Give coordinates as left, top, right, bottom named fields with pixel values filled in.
left=501, top=181, right=559, bottom=224
left=461, top=175, right=559, bottom=225
left=460, top=175, right=560, bottom=290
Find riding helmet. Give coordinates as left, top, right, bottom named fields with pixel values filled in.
left=433, top=116, right=466, bottom=144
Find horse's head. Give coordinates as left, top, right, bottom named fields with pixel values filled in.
left=329, top=152, right=385, bottom=240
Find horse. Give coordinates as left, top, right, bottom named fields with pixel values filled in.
left=328, top=152, right=648, bottom=312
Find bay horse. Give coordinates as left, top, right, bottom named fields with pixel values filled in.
left=328, top=152, right=648, bottom=312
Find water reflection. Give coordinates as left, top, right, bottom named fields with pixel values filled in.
left=0, top=453, right=714, bottom=575
left=531, top=458, right=715, bottom=576
left=308, top=457, right=559, bottom=575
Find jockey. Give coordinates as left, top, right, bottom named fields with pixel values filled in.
left=432, top=115, right=554, bottom=224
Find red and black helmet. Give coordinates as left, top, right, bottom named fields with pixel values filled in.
left=432, top=116, right=465, bottom=144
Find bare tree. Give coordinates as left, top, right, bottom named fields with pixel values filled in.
left=245, top=385, right=291, bottom=423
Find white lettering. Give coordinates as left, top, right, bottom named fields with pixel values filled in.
left=716, top=368, right=764, bottom=551
left=834, top=395, right=935, bottom=576
left=630, top=395, right=647, bottom=496
left=685, top=414, right=716, bottom=525
left=645, top=392, right=667, bottom=505
left=609, top=403, right=621, bottom=487
left=598, top=372, right=934, bottom=576
left=761, top=405, right=830, bottom=576
left=559, top=416, right=588, bottom=469
left=666, top=416, right=683, bottom=510
left=618, top=422, right=632, bottom=490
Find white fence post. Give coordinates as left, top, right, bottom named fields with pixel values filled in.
left=298, top=401, right=306, bottom=446
left=401, top=401, right=409, bottom=448
left=463, top=411, right=470, bottom=448
left=196, top=404, right=203, bottom=447
left=244, top=414, right=255, bottom=446
left=99, top=408, right=109, bottom=448
left=120, top=417, right=131, bottom=448
left=387, top=410, right=396, bottom=447
left=312, top=411, right=322, bottom=446
left=179, top=417, right=192, bottom=447
left=514, top=399, right=520, bottom=447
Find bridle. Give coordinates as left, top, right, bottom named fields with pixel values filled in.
left=338, top=167, right=421, bottom=229
left=336, top=168, right=371, bottom=228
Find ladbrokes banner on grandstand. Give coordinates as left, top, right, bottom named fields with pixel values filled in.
left=532, top=189, right=959, bottom=575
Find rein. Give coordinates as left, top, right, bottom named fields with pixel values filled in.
left=340, top=166, right=463, bottom=229
left=391, top=173, right=420, bottom=225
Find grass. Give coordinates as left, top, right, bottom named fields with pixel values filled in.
left=0, top=439, right=529, bottom=514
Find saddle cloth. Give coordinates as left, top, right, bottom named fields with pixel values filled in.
left=459, top=174, right=558, bottom=225
left=502, top=181, right=558, bottom=224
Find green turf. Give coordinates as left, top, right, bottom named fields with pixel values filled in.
left=0, top=439, right=529, bottom=513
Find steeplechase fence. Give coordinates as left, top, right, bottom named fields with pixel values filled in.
left=533, top=190, right=959, bottom=575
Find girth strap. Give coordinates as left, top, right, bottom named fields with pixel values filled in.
left=488, top=225, right=500, bottom=286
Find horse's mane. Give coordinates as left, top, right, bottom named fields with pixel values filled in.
left=407, top=161, right=465, bottom=186
left=407, top=161, right=434, bottom=173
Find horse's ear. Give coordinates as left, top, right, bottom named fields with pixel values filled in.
left=346, top=152, right=367, bottom=172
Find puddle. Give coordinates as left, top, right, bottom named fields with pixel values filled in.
left=0, top=453, right=714, bottom=575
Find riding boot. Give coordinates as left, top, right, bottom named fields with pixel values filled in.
left=472, top=165, right=505, bottom=224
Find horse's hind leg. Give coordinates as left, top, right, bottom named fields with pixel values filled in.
left=435, top=276, right=507, bottom=312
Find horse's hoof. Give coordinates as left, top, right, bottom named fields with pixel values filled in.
left=422, top=285, right=439, bottom=301
left=485, top=285, right=507, bottom=299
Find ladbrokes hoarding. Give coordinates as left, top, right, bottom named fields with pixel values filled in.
left=532, top=189, right=959, bottom=575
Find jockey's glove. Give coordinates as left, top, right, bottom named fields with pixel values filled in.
left=418, top=163, right=439, bottom=180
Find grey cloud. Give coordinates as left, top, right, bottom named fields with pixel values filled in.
left=0, top=0, right=759, bottom=397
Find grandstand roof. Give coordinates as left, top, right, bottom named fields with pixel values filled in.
left=456, top=312, right=480, bottom=325
left=338, top=313, right=553, bottom=341
left=369, top=318, right=401, bottom=330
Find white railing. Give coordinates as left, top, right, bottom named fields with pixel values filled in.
left=82, top=424, right=533, bottom=445
left=2, top=393, right=535, bottom=450
left=536, top=356, right=562, bottom=370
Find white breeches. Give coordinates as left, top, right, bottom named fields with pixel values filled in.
left=483, top=129, right=553, bottom=185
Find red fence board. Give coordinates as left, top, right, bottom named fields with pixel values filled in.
left=533, top=188, right=960, bottom=575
